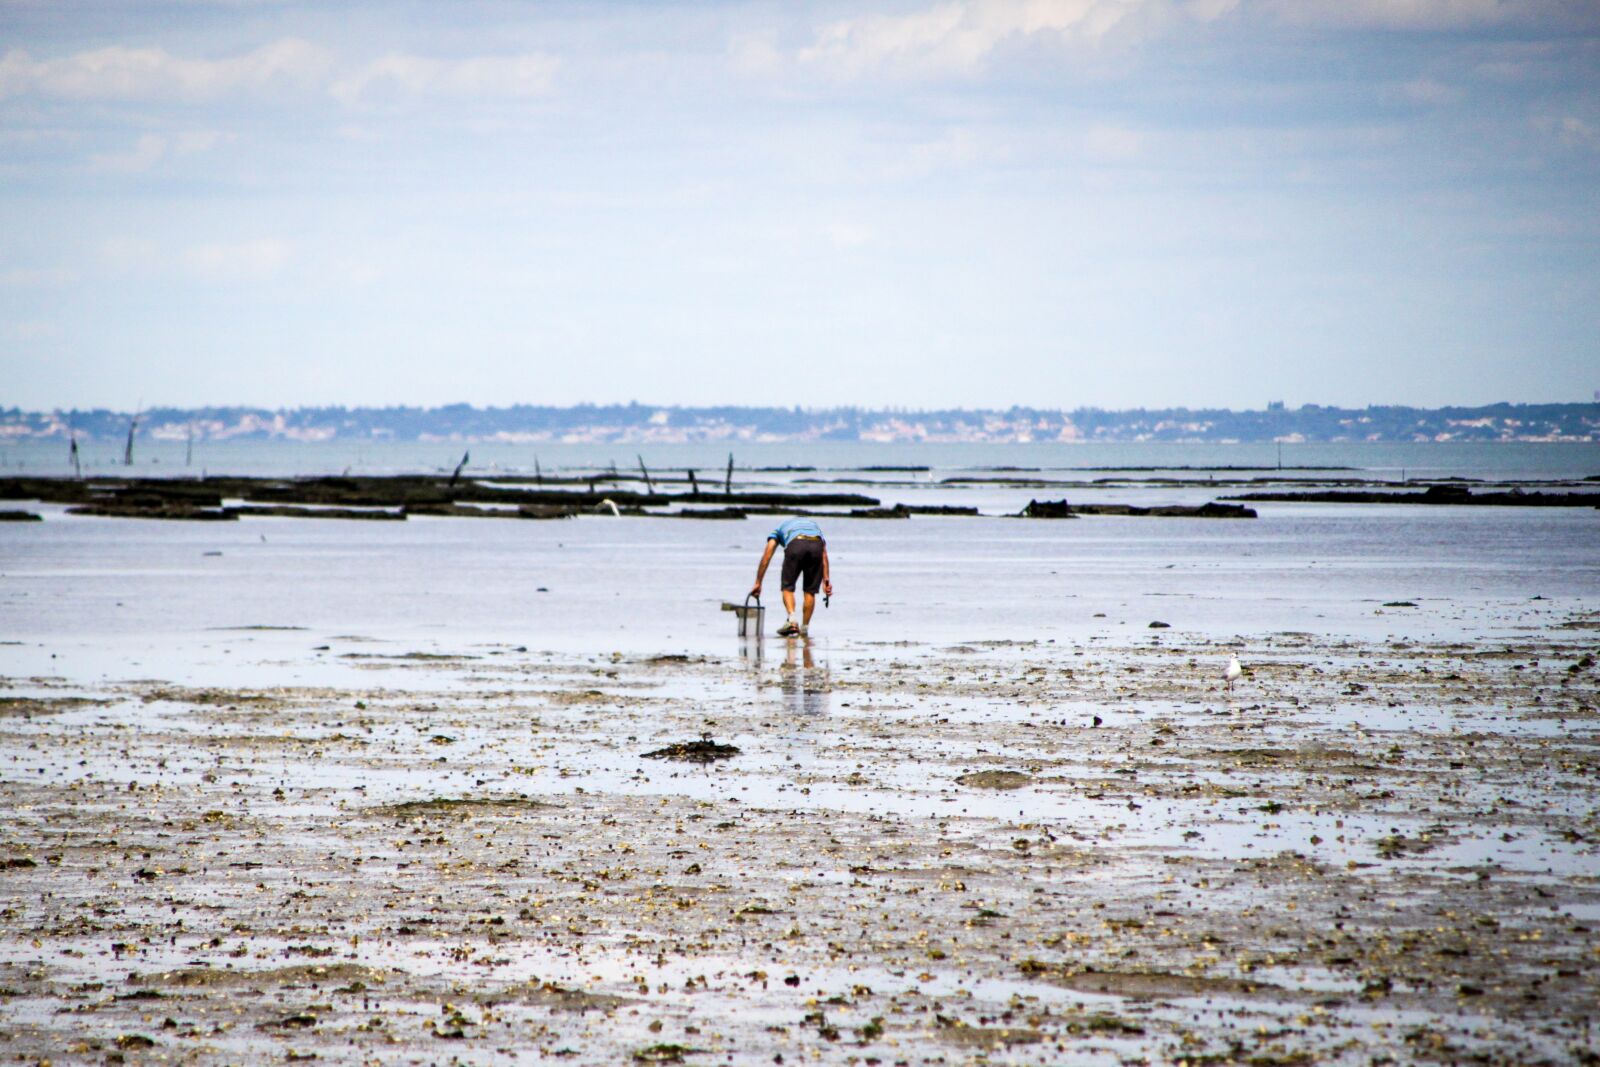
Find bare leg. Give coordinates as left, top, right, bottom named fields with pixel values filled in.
left=782, top=590, right=796, bottom=617
left=801, top=592, right=816, bottom=626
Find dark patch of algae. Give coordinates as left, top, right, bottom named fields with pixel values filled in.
left=0, top=623, right=1597, bottom=1064
left=642, top=738, right=740, bottom=763
left=377, top=796, right=555, bottom=818
left=0, top=695, right=107, bottom=716
left=956, top=770, right=1033, bottom=790
left=134, top=962, right=394, bottom=989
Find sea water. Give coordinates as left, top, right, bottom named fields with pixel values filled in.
left=3, top=436, right=1597, bottom=482
left=1, top=441, right=1596, bottom=683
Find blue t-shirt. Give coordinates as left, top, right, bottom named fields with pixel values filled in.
left=769, top=518, right=823, bottom=547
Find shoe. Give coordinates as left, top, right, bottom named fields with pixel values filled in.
left=776, top=621, right=799, bottom=637
left=798, top=624, right=808, bottom=636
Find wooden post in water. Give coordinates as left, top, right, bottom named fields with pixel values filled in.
left=449, top=450, right=470, bottom=486
left=637, top=454, right=655, bottom=494
left=687, top=469, right=699, bottom=498
left=123, top=413, right=139, bottom=466
left=69, top=432, right=81, bottom=479
left=535, top=457, right=543, bottom=485
left=725, top=453, right=734, bottom=495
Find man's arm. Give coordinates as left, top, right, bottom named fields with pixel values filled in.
left=822, top=544, right=833, bottom=597
left=750, top=539, right=778, bottom=597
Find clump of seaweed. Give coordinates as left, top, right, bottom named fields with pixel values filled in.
left=642, top=735, right=740, bottom=763
left=956, top=770, right=1033, bottom=790
left=377, top=796, right=552, bottom=818
left=632, top=1044, right=699, bottom=1063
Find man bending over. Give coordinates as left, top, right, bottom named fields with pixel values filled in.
left=750, top=517, right=833, bottom=637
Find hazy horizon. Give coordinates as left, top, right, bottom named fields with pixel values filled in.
left=6, top=397, right=1596, bottom=448
left=8, top=397, right=1599, bottom=415
left=3, top=1, right=1598, bottom=411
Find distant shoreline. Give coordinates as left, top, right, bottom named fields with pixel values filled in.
left=4, top=400, right=1598, bottom=444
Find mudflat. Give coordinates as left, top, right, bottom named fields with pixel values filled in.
left=2, top=624, right=1597, bottom=1065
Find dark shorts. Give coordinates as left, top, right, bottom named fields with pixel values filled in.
left=780, top=537, right=824, bottom=595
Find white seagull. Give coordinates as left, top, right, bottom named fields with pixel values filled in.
left=1224, top=655, right=1243, bottom=692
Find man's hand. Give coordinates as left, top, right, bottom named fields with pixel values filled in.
left=751, top=539, right=777, bottom=601
left=822, top=579, right=833, bottom=598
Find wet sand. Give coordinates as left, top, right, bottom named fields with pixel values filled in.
left=3, top=620, right=1598, bottom=1065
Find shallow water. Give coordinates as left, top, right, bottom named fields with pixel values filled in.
left=2, top=501, right=1595, bottom=672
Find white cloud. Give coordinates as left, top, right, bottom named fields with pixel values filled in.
left=11, top=320, right=60, bottom=340
left=779, top=0, right=1574, bottom=82
left=89, top=133, right=168, bottom=173
left=184, top=238, right=291, bottom=280
left=1083, top=122, right=1145, bottom=159
left=796, top=0, right=1177, bottom=78
left=0, top=40, right=556, bottom=109
left=0, top=38, right=331, bottom=101
left=1254, top=0, right=1512, bottom=31
left=325, top=258, right=385, bottom=286
left=1533, top=114, right=1600, bottom=151
left=1184, top=0, right=1240, bottom=18
left=874, top=128, right=987, bottom=181
left=330, top=52, right=558, bottom=106
left=0, top=127, right=79, bottom=146
left=335, top=123, right=386, bottom=143
left=729, top=34, right=785, bottom=76
left=173, top=129, right=228, bottom=154
left=827, top=223, right=872, bottom=247
left=0, top=267, right=76, bottom=287
left=88, top=129, right=231, bottom=172
left=97, top=237, right=160, bottom=274
left=1402, top=77, right=1463, bottom=105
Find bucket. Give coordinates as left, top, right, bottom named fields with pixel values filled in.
left=734, top=593, right=765, bottom=638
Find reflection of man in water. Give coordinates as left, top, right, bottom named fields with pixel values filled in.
left=783, top=637, right=830, bottom=717
left=750, top=517, right=832, bottom=637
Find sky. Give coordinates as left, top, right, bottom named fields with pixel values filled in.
left=1, top=0, right=1597, bottom=412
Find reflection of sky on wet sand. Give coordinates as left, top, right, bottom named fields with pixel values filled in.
left=7, top=613, right=1592, bottom=884
left=779, top=638, right=830, bottom=719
